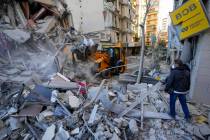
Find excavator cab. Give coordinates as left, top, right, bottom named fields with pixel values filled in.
left=91, top=43, right=127, bottom=78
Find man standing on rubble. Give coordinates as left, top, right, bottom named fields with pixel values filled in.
left=165, top=59, right=190, bottom=121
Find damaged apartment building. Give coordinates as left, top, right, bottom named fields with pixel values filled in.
left=168, top=0, right=210, bottom=105
left=67, top=0, right=140, bottom=49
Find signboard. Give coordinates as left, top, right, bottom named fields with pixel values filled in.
left=170, top=0, right=210, bottom=40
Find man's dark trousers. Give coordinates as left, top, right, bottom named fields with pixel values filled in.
left=170, top=92, right=190, bottom=119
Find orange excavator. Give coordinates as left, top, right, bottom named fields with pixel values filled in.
left=90, top=43, right=127, bottom=78
left=71, top=36, right=127, bottom=78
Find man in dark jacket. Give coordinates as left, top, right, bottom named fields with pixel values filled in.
left=165, top=59, right=190, bottom=120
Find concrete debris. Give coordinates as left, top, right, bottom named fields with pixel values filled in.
left=0, top=70, right=208, bottom=140
left=8, top=117, right=22, bottom=131
left=0, top=5, right=208, bottom=137
left=18, top=104, right=43, bottom=117
left=193, top=126, right=205, bottom=140
left=208, top=112, right=210, bottom=127
left=88, top=87, right=108, bottom=102
left=55, top=126, right=70, bottom=140
left=108, top=91, right=117, bottom=97
left=113, top=118, right=123, bottom=128
left=3, top=29, right=30, bottom=43
left=198, top=124, right=210, bottom=136
left=111, top=133, right=121, bottom=140
left=129, top=119, right=139, bottom=134
left=68, top=95, right=81, bottom=109
left=88, top=104, right=99, bottom=124
left=38, top=110, right=54, bottom=121
left=70, top=128, right=80, bottom=135
left=0, top=120, right=4, bottom=129
left=36, top=17, right=57, bottom=34
left=0, top=128, right=8, bottom=140
left=51, top=90, right=58, bottom=103
left=42, top=124, right=56, bottom=140
left=43, top=81, right=79, bottom=90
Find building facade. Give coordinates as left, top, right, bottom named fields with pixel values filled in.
left=159, top=18, right=169, bottom=44
left=169, top=0, right=210, bottom=105
left=66, top=0, right=140, bottom=48
left=145, top=0, right=159, bottom=46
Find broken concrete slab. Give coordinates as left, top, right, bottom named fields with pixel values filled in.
left=0, top=76, right=8, bottom=82
left=8, top=117, right=22, bottom=131
left=111, top=133, right=120, bottom=140
left=87, top=87, right=108, bottom=102
left=42, top=124, right=56, bottom=140
left=69, top=95, right=81, bottom=109
left=7, top=107, right=18, bottom=115
left=4, top=68, right=20, bottom=75
left=26, top=85, right=53, bottom=103
left=100, top=93, right=173, bottom=119
left=20, top=71, right=32, bottom=76
left=71, top=128, right=80, bottom=135
left=43, top=81, right=78, bottom=90
left=113, top=118, right=123, bottom=128
left=127, top=83, right=148, bottom=93
left=54, top=126, right=70, bottom=140
left=17, top=104, right=43, bottom=117
left=51, top=90, right=58, bottom=103
left=84, top=79, right=106, bottom=108
left=88, top=104, right=99, bottom=124
left=38, top=110, right=54, bottom=121
left=66, top=90, right=74, bottom=96
left=199, top=124, right=210, bottom=136
left=193, top=126, right=205, bottom=140
left=10, top=76, right=32, bottom=83
left=3, top=29, right=30, bottom=43
left=104, top=131, right=113, bottom=138
left=36, top=17, right=57, bottom=34
left=53, top=105, right=69, bottom=117
left=118, top=92, right=149, bottom=118
left=56, top=98, right=72, bottom=116
left=129, top=119, right=139, bottom=134
left=52, top=72, right=70, bottom=82
left=118, top=93, right=129, bottom=102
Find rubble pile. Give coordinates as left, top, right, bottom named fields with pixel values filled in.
left=1, top=70, right=210, bottom=140
left=0, top=0, right=86, bottom=83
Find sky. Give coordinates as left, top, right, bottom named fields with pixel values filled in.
left=158, top=0, right=174, bottom=18
left=158, top=0, right=174, bottom=30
